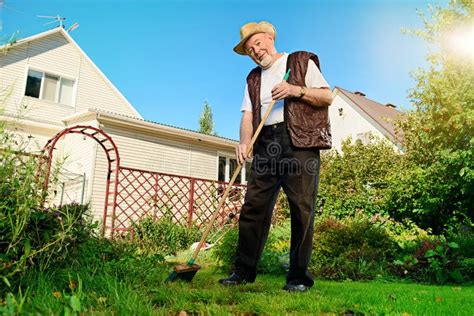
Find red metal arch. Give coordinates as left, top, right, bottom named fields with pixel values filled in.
left=42, top=125, right=120, bottom=236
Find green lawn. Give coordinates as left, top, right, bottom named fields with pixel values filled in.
left=15, top=259, right=474, bottom=315
left=155, top=265, right=474, bottom=315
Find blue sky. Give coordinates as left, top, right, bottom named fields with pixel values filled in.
left=1, top=0, right=447, bottom=140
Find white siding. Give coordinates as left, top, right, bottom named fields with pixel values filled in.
left=90, top=149, right=108, bottom=224
left=51, top=133, right=95, bottom=205
left=51, top=119, right=101, bottom=219
left=3, top=124, right=55, bottom=153
left=190, top=145, right=218, bottom=179
left=28, top=33, right=80, bottom=77
left=102, top=125, right=219, bottom=178
left=1, top=43, right=29, bottom=116
left=75, top=55, right=135, bottom=116
left=329, top=93, right=386, bottom=151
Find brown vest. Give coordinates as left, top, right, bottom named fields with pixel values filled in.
left=247, top=51, right=332, bottom=149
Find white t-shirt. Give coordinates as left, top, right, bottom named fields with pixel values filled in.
left=240, top=53, right=330, bottom=125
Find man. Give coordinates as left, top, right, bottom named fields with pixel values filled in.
left=218, top=21, right=333, bottom=292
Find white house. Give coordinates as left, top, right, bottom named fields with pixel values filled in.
left=329, top=86, right=404, bottom=152
left=0, top=27, right=247, bottom=233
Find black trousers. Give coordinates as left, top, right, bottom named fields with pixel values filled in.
left=234, top=122, right=320, bottom=286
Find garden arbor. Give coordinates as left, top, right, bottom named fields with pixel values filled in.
left=42, top=125, right=245, bottom=238
left=42, top=125, right=120, bottom=236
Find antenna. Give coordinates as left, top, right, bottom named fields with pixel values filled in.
left=37, top=15, right=66, bottom=28
left=67, top=22, right=79, bottom=32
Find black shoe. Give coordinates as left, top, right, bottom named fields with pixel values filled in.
left=283, top=283, right=307, bottom=292
left=218, top=273, right=247, bottom=286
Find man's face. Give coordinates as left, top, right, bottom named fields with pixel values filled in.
left=244, top=32, right=276, bottom=69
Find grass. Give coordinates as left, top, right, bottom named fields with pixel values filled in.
left=7, top=253, right=474, bottom=315
left=153, top=265, right=474, bottom=315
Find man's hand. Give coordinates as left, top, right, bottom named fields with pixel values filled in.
left=235, top=143, right=252, bottom=165
left=271, top=81, right=299, bottom=100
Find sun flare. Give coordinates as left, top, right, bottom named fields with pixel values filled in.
left=443, top=24, right=474, bottom=60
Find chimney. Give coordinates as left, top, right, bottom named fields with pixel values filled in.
left=385, top=103, right=396, bottom=108
left=354, top=91, right=366, bottom=96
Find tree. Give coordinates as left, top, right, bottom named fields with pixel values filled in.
left=387, top=0, right=473, bottom=233
left=198, top=101, right=217, bottom=136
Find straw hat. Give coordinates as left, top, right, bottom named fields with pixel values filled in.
left=233, top=21, right=276, bottom=55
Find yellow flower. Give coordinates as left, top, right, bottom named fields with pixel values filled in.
left=69, top=280, right=77, bottom=291
left=52, top=291, right=62, bottom=299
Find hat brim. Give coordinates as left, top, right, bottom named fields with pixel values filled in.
left=233, top=25, right=275, bottom=55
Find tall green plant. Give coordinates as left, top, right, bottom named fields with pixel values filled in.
left=387, top=0, right=474, bottom=233
left=1, top=91, right=93, bottom=289
left=318, top=137, right=400, bottom=218
left=0, top=95, right=47, bottom=285
left=131, top=215, right=201, bottom=259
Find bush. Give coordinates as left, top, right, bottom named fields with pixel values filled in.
left=392, top=238, right=463, bottom=284
left=272, top=190, right=291, bottom=225
left=212, top=227, right=238, bottom=269
left=28, top=203, right=97, bottom=269
left=0, top=203, right=95, bottom=288
left=318, top=137, right=400, bottom=219
left=131, top=215, right=201, bottom=259
left=0, top=121, right=97, bottom=288
left=212, top=221, right=291, bottom=274
left=310, top=215, right=397, bottom=280
left=256, top=221, right=290, bottom=274
left=373, top=215, right=431, bottom=252
left=448, top=228, right=474, bottom=281
left=384, top=156, right=473, bottom=234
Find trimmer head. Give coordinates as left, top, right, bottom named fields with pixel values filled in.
left=166, top=263, right=201, bottom=282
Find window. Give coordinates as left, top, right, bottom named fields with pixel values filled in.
left=43, top=74, right=59, bottom=101
left=218, top=156, right=226, bottom=182
left=25, top=69, right=75, bottom=106
left=229, top=158, right=239, bottom=183
left=218, top=156, right=251, bottom=184
left=25, top=70, right=42, bottom=98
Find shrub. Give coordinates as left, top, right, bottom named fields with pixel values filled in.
left=28, top=203, right=97, bottom=269
left=310, top=215, right=397, bottom=280
left=131, top=215, right=201, bottom=259
left=384, top=157, right=473, bottom=234
left=392, top=238, right=463, bottom=284
left=212, top=227, right=238, bottom=269
left=372, top=215, right=431, bottom=252
left=272, top=190, right=291, bottom=225
left=0, top=203, right=95, bottom=289
left=212, top=221, right=291, bottom=274
left=318, top=137, right=400, bottom=219
left=0, top=120, right=96, bottom=288
left=447, top=228, right=474, bottom=281
left=256, top=221, right=290, bottom=274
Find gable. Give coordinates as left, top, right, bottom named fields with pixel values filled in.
left=0, top=28, right=141, bottom=125
left=335, top=87, right=404, bottom=143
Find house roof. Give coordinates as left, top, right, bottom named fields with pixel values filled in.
left=334, top=86, right=404, bottom=143
left=63, top=109, right=239, bottom=149
left=2, top=27, right=143, bottom=119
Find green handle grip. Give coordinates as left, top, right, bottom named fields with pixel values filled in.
left=283, top=68, right=291, bottom=81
